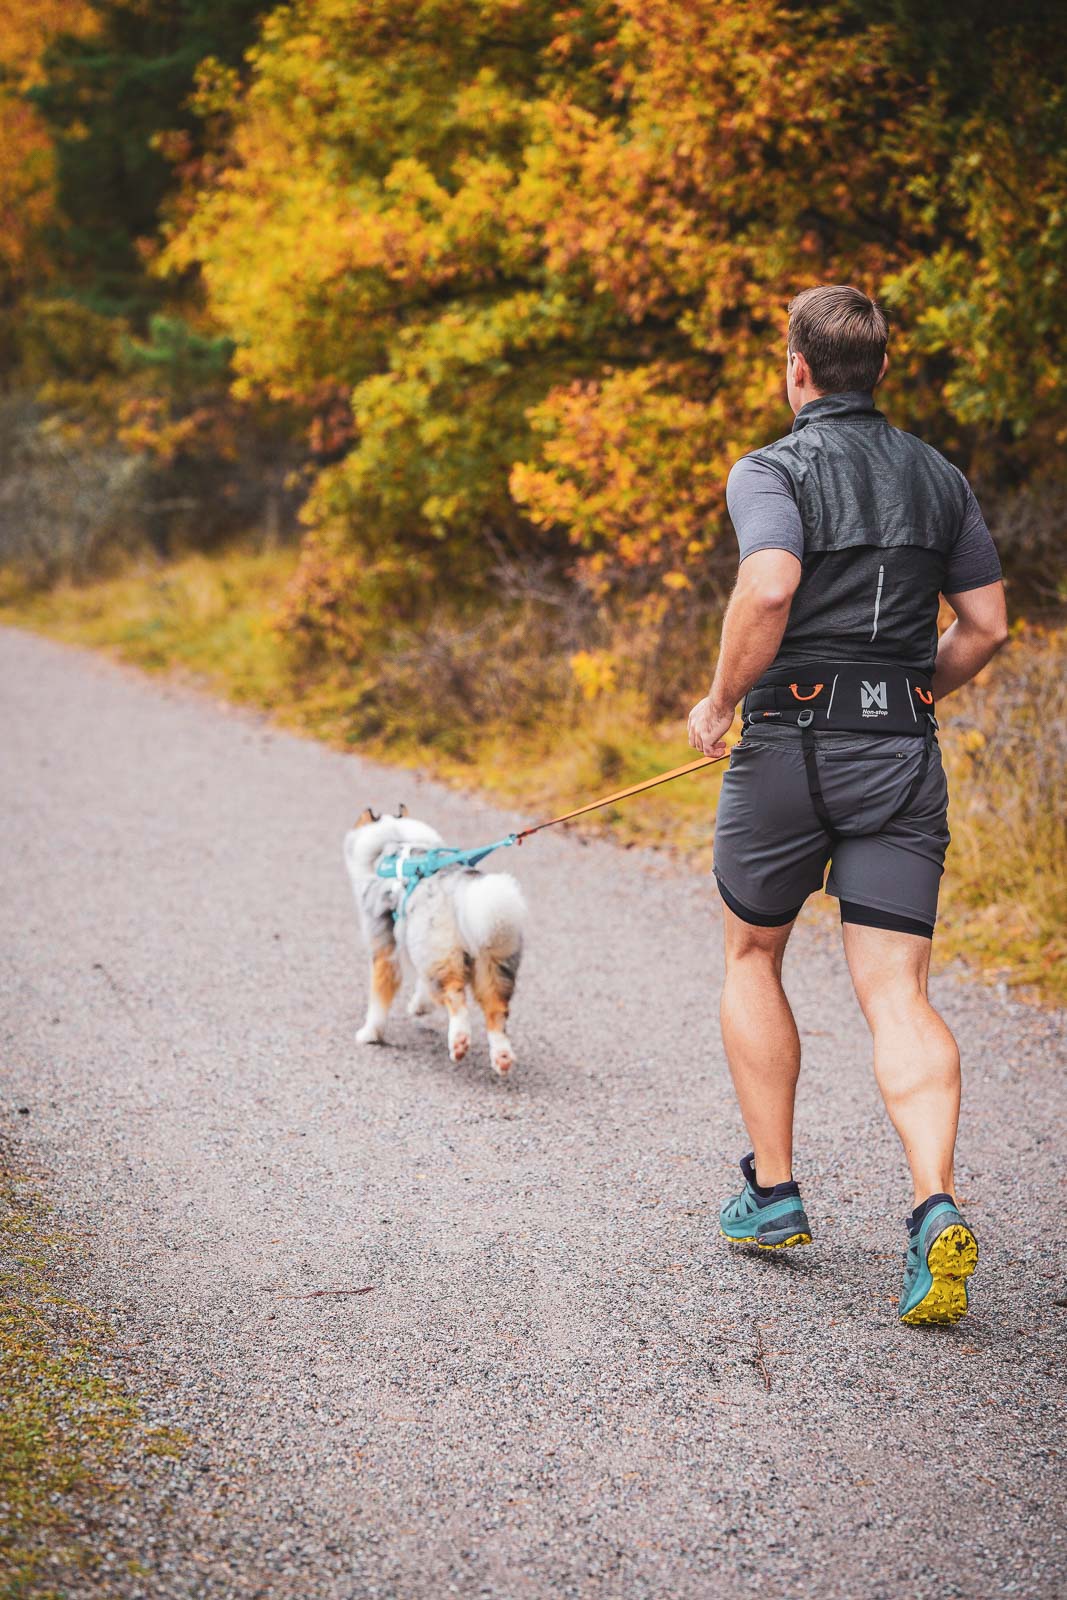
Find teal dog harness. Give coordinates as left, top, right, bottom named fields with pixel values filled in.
left=377, top=834, right=517, bottom=922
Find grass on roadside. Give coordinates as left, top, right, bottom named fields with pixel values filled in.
left=2, top=548, right=1063, bottom=1002
left=0, top=1152, right=184, bottom=1596
left=936, top=623, right=1067, bottom=996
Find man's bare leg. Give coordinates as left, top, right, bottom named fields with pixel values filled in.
left=842, top=922, right=960, bottom=1206
left=720, top=903, right=800, bottom=1187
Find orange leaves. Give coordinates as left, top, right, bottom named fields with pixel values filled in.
left=501, top=4, right=909, bottom=586
left=500, top=0, right=926, bottom=594
left=0, top=0, right=97, bottom=289
left=0, top=97, right=54, bottom=281
left=0, top=0, right=97, bottom=88
left=116, top=396, right=240, bottom=467
left=520, top=0, right=905, bottom=338
left=511, top=364, right=729, bottom=593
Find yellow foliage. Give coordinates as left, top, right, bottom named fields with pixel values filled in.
left=0, top=0, right=96, bottom=85
left=569, top=648, right=618, bottom=701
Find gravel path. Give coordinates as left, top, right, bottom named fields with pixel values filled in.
left=2, top=625, right=1064, bottom=1600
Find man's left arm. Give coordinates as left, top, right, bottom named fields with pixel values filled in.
left=932, top=480, right=1007, bottom=699
left=687, top=549, right=802, bottom=756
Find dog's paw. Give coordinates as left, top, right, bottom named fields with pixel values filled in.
left=356, top=1022, right=385, bottom=1045
left=488, top=1032, right=515, bottom=1077
left=490, top=1043, right=516, bottom=1077
left=407, top=991, right=433, bottom=1018
left=448, top=1029, right=471, bottom=1064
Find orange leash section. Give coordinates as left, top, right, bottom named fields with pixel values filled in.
left=515, top=752, right=727, bottom=842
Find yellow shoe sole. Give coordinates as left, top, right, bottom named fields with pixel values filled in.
left=901, top=1223, right=978, bottom=1326
left=720, top=1229, right=812, bottom=1251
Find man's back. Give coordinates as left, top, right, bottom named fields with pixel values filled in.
left=727, top=391, right=1001, bottom=676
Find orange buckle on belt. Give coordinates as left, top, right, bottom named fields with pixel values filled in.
left=789, top=682, right=825, bottom=702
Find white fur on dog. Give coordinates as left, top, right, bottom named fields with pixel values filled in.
left=455, top=873, right=528, bottom=960
left=343, top=812, right=526, bottom=1076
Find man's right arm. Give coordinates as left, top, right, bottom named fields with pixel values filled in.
left=934, top=479, right=1009, bottom=698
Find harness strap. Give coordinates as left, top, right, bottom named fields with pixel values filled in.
left=798, top=716, right=838, bottom=837
left=379, top=833, right=519, bottom=922
left=396, top=868, right=422, bottom=923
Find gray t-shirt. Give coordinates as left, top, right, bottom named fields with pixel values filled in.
left=726, top=454, right=1002, bottom=595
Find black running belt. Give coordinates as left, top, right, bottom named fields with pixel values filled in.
left=744, top=660, right=936, bottom=736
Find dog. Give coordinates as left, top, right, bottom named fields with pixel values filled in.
left=343, top=806, right=526, bottom=1077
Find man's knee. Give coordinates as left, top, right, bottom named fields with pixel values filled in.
left=843, top=922, right=929, bottom=1007
left=851, top=968, right=935, bottom=1036
left=722, top=901, right=794, bottom=969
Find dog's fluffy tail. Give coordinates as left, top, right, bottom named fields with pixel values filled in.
left=456, top=871, right=526, bottom=961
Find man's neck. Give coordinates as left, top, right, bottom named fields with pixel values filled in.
left=790, top=387, right=825, bottom=415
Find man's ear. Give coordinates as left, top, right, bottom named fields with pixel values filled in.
left=790, top=347, right=811, bottom=388
left=876, top=351, right=889, bottom=387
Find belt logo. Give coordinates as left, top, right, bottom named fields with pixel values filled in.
left=860, top=679, right=888, bottom=716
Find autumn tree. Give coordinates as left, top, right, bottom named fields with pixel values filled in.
left=149, top=0, right=1066, bottom=686
left=0, top=0, right=96, bottom=308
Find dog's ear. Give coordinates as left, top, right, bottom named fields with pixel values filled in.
left=397, top=802, right=408, bottom=818
left=355, top=807, right=380, bottom=827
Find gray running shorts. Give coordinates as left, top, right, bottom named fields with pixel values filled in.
left=713, top=725, right=950, bottom=937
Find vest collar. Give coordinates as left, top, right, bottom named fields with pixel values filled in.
left=791, top=390, right=881, bottom=433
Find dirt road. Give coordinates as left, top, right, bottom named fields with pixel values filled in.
left=2, top=626, right=1063, bottom=1599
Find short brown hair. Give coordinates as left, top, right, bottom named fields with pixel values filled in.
left=788, top=285, right=889, bottom=394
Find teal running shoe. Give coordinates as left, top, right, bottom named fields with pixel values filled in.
left=719, top=1153, right=812, bottom=1250
left=899, top=1195, right=978, bottom=1326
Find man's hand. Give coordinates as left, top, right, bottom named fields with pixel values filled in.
left=687, top=696, right=734, bottom=758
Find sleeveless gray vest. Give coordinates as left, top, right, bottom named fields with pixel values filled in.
left=749, top=391, right=969, bottom=680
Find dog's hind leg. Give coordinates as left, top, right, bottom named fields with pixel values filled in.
left=472, top=951, right=518, bottom=1078
left=406, top=976, right=434, bottom=1018
left=430, top=954, right=471, bottom=1064
left=357, top=943, right=401, bottom=1044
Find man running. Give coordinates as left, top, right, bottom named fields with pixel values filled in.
left=687, top=285, right=1007, bottom=1325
